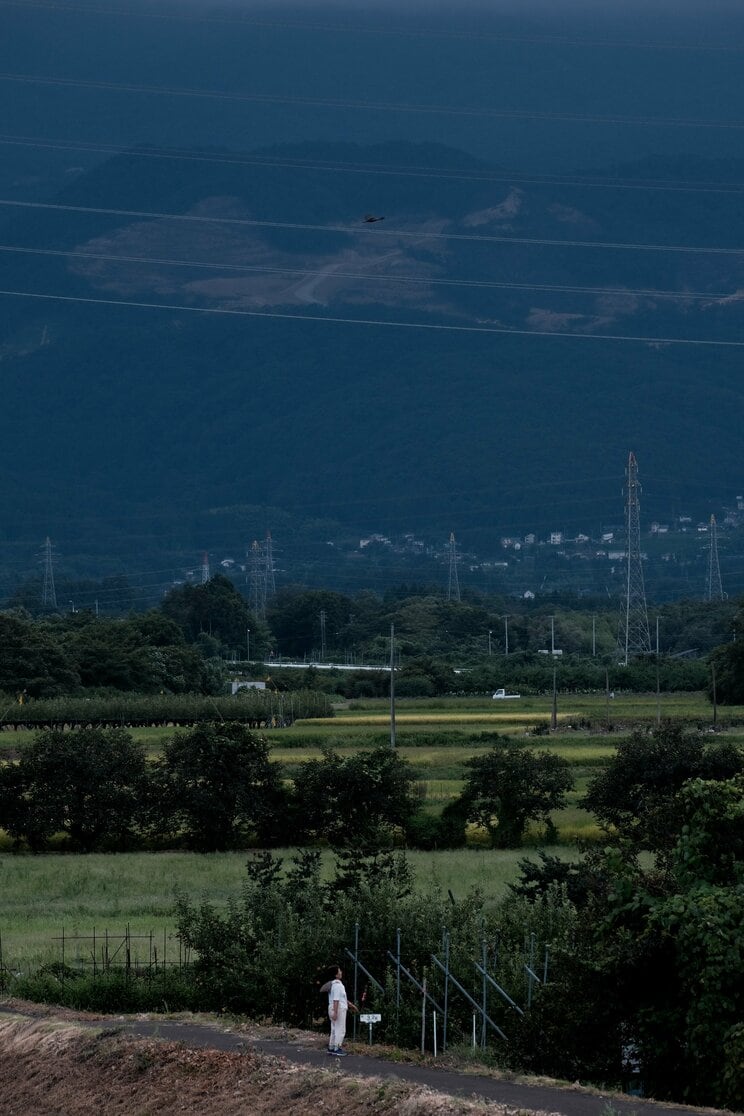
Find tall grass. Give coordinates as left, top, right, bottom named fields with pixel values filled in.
left=0, top=846, right=576, bottom=973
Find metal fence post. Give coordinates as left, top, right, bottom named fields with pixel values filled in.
left=443, top=930, right=450, bottom=1051
left=481, top=939, right=488, bottom=1048
left=353, top=922, right=359, bottom=1041
left=421, top=976, right=427, bottom=1054
left=396, top=927, right=401, bottom=1023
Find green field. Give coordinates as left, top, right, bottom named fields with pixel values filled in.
left=0, top=845, right=579, bottom=972
left=1, top=691, right=742, bottom=975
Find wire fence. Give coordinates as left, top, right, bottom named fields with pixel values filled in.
left=50, top=925, right=190, bottom=978
left=344, top=922, right=551, bottom=1053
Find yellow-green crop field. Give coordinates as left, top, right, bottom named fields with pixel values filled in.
left=1, top=690, right=742, bottom=972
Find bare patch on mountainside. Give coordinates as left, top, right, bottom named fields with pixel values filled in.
left=462, top=189, right=524, bottom=226
left=63, top=186, right=744, bottom=333
left=67, top=197, right=452, bottom=313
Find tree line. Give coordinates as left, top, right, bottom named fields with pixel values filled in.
left=2, top=575, right=741, bottom=700
left=1, top=721, right=741, bottom=855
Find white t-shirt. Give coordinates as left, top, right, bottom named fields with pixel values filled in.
left=328, top=978, right=348, bottom=1010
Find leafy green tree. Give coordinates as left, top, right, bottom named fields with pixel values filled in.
left=60, top=614, right=216, bottom=693
left=266, top=587, right=352, bottom=658
left=0, top=727, right=146, bottom=851
left=584, top=722, right=743, bottom=853
left=127, top=611, right=186, bottom=647
left=508, top=774, right=744, bottom=1107
left=709, top=638, right=744, bottom=704
left=672, top=774, right=744, bottom=888
left=64, top=622, right=154, bottom=690
left=397, top=656, right=457, bottom=696
left=0, top=614, right=80, bottom=697
left=458, top=738, right=573, bottom=847
left=621, top=778, right=744, bottom=1106
left=161, top=575, right=266, bottom=655
left=150, top=722, right=286, bottom=850
left=291, top=746, right=417, bottom=845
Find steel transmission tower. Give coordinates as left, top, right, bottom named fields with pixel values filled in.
left=706, top=514, right=725, bottom=601
left=447, top=532, right=461, bottom=602
left=248, top=539, right=266, bottom=618
left=200, top=551, right=210, bottom=584
left=264, top=531, right=276, bottom=601
left=619, top=452, right=651, bottom=664
left=41, top=536, right=57, bottom=610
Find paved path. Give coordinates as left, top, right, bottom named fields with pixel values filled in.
left=60, top=1015, right=717, bottom=1116
left=0, top=1005, right=713, bottom=1116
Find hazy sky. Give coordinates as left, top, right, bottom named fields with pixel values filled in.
left=4, top=0, right=744, bottom=171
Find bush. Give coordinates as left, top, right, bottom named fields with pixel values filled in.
left=12, top=967, right=199, bottom=1014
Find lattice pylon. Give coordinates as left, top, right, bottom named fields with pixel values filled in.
left=264, top=531, right=276, bottom=601
left=706, top=514, right=725, bottom=601
left=41, top=536, right=57, bottom=611
left=447, top=532, right=461, bottom=602
left=248, top=539, right=266, bottom=618
left=618, top=452, right=651, bottom=664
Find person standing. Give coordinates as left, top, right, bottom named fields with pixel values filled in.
left=323, top=965, right=357, bottom=1055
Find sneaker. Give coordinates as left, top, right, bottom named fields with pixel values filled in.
left=332, top=1048, right=348, bottom=1057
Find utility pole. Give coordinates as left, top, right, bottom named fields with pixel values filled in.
left=246, top=627, right=251, bottom=662
left=389, top=622, right=396, bottom=748
left=656, top=616, right=661, bottom=726
left=41, top=536, right=57, bottom=611
left=319, top=609, right=327, bottom=661
left=488, top=629, right=493, bottom=656
left=618, top=452, right=651, bottom=664
left=551, top=668, right=558, bottom=731
left=200, top=551, right=210, bottom=584
left=550, top=615, right=556, bottom=656
left=447, top=532, right=461, bottom=602
left=501, top=615, right=511, bottom=655
left=592, top=615, right=596, bottom=657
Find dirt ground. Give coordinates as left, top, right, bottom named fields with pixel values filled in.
left=0, top=1013, right=544, bottom=1116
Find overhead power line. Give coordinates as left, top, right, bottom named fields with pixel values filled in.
left=1, top=287, right=743, bottom=348
left=4, top=134, right=744, bottom=197
left=0, top=243, right=735, bottom=304
left=3, top=71, right=744, bottom=132
left=1, top=198, right=742, bottom=257
left=2, top=0, right=743, bottom=54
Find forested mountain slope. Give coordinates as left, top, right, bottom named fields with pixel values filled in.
left=0, top=140, right=742, bottom=583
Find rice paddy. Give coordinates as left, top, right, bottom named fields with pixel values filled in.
left=1, top=690, right=741, bottom=974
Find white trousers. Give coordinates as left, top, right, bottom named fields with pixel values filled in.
left=329, top=1005, right=347, bottom=1049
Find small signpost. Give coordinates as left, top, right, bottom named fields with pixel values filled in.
left=359, top=1012, right=382, bottom=1045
